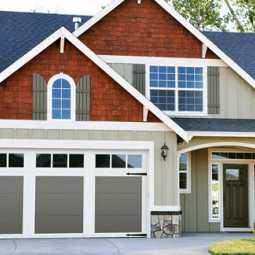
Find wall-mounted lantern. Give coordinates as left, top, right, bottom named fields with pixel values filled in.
left=161, top=143, right=169, bottom=161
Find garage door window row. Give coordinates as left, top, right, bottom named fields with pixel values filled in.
left=0, top=153, right=24, bottom=168
left=96, top=154, right=142, bottom=169
left=36, top=154, right=84, bottom=168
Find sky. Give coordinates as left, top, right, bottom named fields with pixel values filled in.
left=0, top=0, right=113, bottom=15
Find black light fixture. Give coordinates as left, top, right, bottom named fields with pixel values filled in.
left=161, top=143, right=169, bottom=161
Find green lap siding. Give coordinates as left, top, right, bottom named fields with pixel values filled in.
left=181, top=149, right=220, bottom=232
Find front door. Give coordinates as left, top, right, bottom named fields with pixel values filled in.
left=223, top=164, right=249, bottom=228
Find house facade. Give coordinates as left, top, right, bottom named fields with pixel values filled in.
left=0, top=0, right=254, bottom=239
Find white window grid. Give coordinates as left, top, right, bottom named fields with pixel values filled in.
left=146, top=65, right=208, bottom=116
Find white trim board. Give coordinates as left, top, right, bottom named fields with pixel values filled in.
left=99, top=55, right=226, bottom=67
left=188, top=131, right=255, bottom=138
left=179, top=142, right=255, bottom=154
left=0, top=139, right=154, bottom=150
left=74, top=0, right=255, bottom=90
left=0, top=120, right=170, bottom=131
left=0, top=27, right=190, bottom=141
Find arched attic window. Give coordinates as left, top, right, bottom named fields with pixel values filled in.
left=47, top=73, right=75, bottom=121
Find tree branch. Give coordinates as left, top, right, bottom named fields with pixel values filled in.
left=224, top=0, right=245, bottom=31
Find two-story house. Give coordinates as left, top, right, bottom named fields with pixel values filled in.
left=0, top=0, right=254, bottom=239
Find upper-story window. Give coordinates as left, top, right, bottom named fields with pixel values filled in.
left=47, top=73, right=76, bottom=121
left=149, top=65, right=206, bottom=115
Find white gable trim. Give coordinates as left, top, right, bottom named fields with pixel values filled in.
left=74, top=0, right=255, bottom=90
left=0, top=27, right=190, bottom=141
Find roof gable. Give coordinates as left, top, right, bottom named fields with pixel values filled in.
left=74, top=0, right=255, bottom=90
left=0, top=26, right=190, bottom=141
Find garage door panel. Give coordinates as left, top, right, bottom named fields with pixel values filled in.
left=0, top=177, right=23, bottom=234
left=96, top=195, right=141, bottom=215
left=95, top=177, right=142, bottom=234
left=35, top=216, right=83, bottom=234
left=36, top=177, right=83, bottom=193
left=0, top=219, right=23, bottom=234
left=95, top=216, right=141, bottom=233
left=96, top=178, right=142, bottom=194
left=0, top=196, right=23, bottom=215
left=36, top=194, right=83, bottom=215
left=0, top=177, right=23, bottom=193
left=35, top=177, right=83, bottom=234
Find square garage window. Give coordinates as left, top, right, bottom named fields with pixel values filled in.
left=96, top=154, right=110, bottom=168
left=9, top=154, right=24, bottom=168
left=112, top=154, right=126, bottom=168
left=69, top=154, right=84, bottom=168
left=35, top=177, right=83, bottom=234
left=127, top=155, right=142, bottom=168
left=53, top=154, right=68, bottom=168
left=36, top=154, right=51, bottom=168
left=0, top=154, right=7, bottom=167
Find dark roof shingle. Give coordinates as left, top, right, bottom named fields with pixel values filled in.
left=172, top=118, right=255, bottom=132
left=0, top=11, right=255, bottom=85
left=0, top=11, right=91, bottom=72
left=204, top=31, right=255, bottom=80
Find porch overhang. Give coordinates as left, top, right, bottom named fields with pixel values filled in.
left=178, top=136, right=255, bottom=154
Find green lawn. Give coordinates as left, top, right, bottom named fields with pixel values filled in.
left=209, top=238, right=255, bottom=255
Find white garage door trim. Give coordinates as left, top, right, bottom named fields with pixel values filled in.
left=0, top=139, right=154, bottom=239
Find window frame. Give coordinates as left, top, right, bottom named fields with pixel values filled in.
left=146, top=64, right=208, bottom=116
left=179, top=152, right=191, bottom=194
left=47, top=73, right=76, bottom=121
left=208, top=162, right=221, bottom=222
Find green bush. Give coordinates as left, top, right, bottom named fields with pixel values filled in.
left=209, top=238, right=255, bottom=255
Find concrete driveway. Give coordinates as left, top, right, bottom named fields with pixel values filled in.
left=0, top=233, right=253, bottom=255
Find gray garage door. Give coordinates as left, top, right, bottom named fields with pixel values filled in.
left=0, top=177, right=23, bottom=234
left=95, top=177, right=142, bottom=233
left=35, top=177, right=83, bottom=234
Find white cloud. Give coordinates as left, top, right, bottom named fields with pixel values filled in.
left=0, top=0, right=113, bottom=15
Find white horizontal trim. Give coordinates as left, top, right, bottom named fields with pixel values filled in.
left=99, top=55, right=226, bottom=66
left=0, top=120, right=169, bottom=131
left=189, top=131, right=255, bottom=138
left=0, top=139, right=154, bottom=150
left=152, top=206, right=181, bottom=212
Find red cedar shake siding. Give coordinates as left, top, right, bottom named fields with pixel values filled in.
left=0, top=41, right=158, bottom=121
left=80, top=0, right=218, bottom=59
